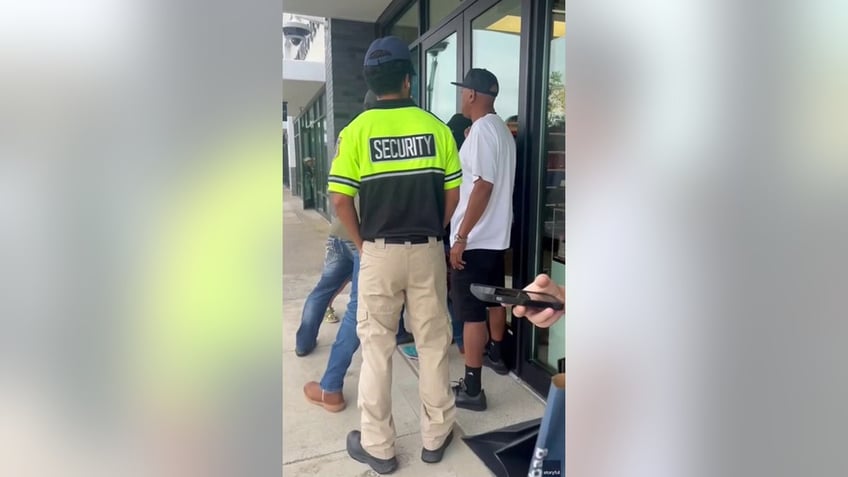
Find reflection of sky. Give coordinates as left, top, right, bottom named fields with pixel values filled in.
left=551, top=35, right=565, bottom=75
left=473, top=30, right=566, bottom=121
left=473, top=30, right=521, bottom=120
left=426, top=28, right=566, bottom=123
left=426, top=33, right=458, bottom=123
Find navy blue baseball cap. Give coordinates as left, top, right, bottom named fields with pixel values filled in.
left=364, top=36, right=416, bottom=75
left=451, top=68, right=499, bottom=97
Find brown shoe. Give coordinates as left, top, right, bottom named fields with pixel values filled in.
left=303, top=381, right=346, bottom=412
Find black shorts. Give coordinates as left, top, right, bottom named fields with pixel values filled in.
left=450, top=249, right=506, bottom=323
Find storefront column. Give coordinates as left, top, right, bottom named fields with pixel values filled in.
left=324, top=19, right=375, bottom=216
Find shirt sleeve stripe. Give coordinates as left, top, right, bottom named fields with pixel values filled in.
left=444, top=170, right=462, bottom=182
left=328, top=182, right=358, bottom=196
left=328, top=176, right=360, bottom=189
left=444, top=179, right=461, bottom=190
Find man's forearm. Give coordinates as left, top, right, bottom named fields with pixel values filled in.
left=458, top=180, right=493, bottom=238
left=444, top=187, right=459, bottom=228
left=338, top=207, right=362, bottom=248
left=331, top=193, right=362, bottom=248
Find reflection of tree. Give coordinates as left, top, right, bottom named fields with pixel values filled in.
left=547, top=71, right=565, bottom=126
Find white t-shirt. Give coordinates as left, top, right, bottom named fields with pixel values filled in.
left=450, top=113, right=517, bottom=250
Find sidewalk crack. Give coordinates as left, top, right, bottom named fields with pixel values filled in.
left=284, top=448, right=347, bottom=466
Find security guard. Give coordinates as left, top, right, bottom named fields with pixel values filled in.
left=328, top=35, right=462, bottom=474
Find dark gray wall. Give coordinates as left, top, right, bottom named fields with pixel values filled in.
left=325, top=19, right=375, bottom=161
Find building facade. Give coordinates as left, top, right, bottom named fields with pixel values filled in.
left=283, top=0, right=565, bottom=396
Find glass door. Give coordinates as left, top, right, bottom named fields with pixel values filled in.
left=421, top=16, right=461, bottom=123
left=463, top=0, right=525, bottom=371
left=293, top=124, right=302, bottom=197
left=530, top=0, right=566, bottom=375
left=298, top=113, right=315, bottom=209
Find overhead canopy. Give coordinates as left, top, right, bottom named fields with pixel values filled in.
left=282, top=0, right=393, bottom=23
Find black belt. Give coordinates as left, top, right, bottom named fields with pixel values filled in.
left=379, top=236, right=437, bottom=245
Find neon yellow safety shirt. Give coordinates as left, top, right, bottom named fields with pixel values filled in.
left=328, top=98, right=462, bottom=240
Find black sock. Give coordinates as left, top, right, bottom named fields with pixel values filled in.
left=464, top=366, right=482, bottom=396
left=489, top=340, right=502, bottom=361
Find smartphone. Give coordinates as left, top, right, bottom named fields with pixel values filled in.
left=470, top=283, right=564, bottom=310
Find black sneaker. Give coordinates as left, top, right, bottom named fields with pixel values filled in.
left=421, top=430, right=454, bottom=463
left=483, top=353, right=509, bottom=375
left=346, top=430, right=398, bottom=474
left=452, top=379, right=487, bottom=411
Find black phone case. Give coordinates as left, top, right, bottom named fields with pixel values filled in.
left=470, top=283, right=564, bottom=310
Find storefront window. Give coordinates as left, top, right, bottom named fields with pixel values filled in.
left=293, top=122, right=302, bottom=197
left=390, top=1, right=419, bottom=45
left=429, top=0, right=463, bottom=28
left=298, top=113, right=315, bottom=209
left=470, top=0, right=522, bottom=122
left=532, top=0, right=566, bottom=373
left=296, top=92, right=330, bottom=216
left=425, top=32, right=458, bottom=123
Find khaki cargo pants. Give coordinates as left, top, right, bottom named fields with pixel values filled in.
left=356, top=237, right=456, bottom=459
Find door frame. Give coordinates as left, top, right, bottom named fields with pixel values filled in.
left=514, top=0, right=561, bottom=395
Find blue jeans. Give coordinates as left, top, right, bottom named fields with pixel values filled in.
left=319, top=249, right=410, bottom=393
left=295, top=237, right=356, bottom=354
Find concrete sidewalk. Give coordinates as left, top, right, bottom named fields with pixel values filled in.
left=282, top=188, right=546, bottom=476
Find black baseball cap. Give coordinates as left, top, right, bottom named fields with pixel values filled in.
left=451, top=68, right=499, bottom=97
left=364, top=36, right=416, bottom=75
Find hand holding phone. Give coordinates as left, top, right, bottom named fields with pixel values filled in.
left=470, top=284, right=564, bottom=309
left=470, top=274, right=565, bottom=328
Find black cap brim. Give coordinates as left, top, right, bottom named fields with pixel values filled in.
left=450, top=81, right=497, bottom=97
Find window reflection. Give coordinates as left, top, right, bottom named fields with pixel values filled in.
left=390, top=1, right=419, bottom=45
left=471, top=0, right=522, bottom=122
left=534, top=0, right=566, bottom=374
left=425, top=33, right=458, bottom=123
left=429, top=0, right=463, bottom=28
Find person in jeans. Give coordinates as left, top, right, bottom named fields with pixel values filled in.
left=301, top=201, right=361, bottom=411
left=294, top=92, right=410, bottom=357
left=294, top=211, right=412, bottom=359
left=294, top=233, right=355, bottom=356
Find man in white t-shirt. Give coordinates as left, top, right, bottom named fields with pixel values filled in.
left=447, top=69, right=517, bottom=411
